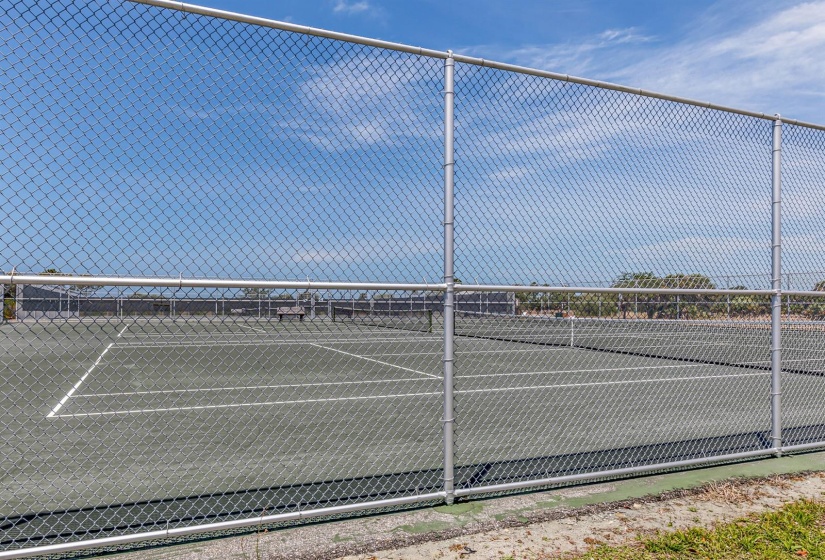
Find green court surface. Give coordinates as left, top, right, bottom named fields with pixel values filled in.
left=3, top=317, right=825, bottom=546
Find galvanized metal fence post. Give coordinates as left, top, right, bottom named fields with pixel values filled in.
left=771, top=116, right=783, bottom=454
left=442, top=52, right=456, bottom=504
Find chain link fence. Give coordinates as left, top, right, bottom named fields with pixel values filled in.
left=2, top=0, right=825, bottom=557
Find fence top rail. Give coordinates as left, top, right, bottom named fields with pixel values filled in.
left=127, top=0, right=825, bottom=131
left=0, top=275, right=447, bottom=292
left=1, top=275, right=779, bottom=296
left=1, top=275, right=783, bottom=296
left=455, top=284, right=775, bottom=296
left=782, top=290, right=825, bottom=298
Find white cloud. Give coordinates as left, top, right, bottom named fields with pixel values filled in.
left=597, top=27, right=655, bottom=45
left=332, top=0, right=371, bottom=15
left=606, top=2, right=825, bottom=118
left=463, top=2, right=825, bottom=123
left=297, top=53, right=441, bottom=149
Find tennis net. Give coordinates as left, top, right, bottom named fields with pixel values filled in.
left=453, top=311, right=825, bottom=373
left=332, top=307, right=434, bottom=333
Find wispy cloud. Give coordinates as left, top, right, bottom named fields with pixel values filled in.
left=332, top=0, right=371, bottom=15
left=461, top=2, right=825, bottom=122
left=606, top=2, right=825, bottom=119
left=461, top=26, right=654, bottom=79
left=597, top=27, right=655, bottom=45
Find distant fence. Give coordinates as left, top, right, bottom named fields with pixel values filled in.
left=8, top=289, right=516, bottom=319
left=1, top=0, right=825, bottom=558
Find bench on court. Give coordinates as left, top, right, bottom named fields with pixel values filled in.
left=276, top=306, right=305, bottom=322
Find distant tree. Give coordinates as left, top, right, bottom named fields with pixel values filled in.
left=662, top=274, right=715, bottom=290
left=38, top=269, right=103, bottom=296
left=76, top=274, right=104, bottom=296
left=612, top=273, right=661, bottom=318
left=273, top=291, right=293, bottom=300
left=612, top=272, right=660, bottom=289
left=801, top=280, right=825, bottom=319
left=516, top=282, right=540, bottom=312
left=662, top=274, right=716, bottom=319
left=2, top=282, right=15, bottom=321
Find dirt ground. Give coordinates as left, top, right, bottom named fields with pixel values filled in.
left=337, top=473, right=825, bottom=560
left=106, top=455, right=825, bottom=560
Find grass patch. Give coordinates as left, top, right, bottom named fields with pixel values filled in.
left=572, top=499, right=825, bottom=559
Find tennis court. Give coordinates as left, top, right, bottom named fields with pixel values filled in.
left=3, top=0, right=825, bottom=557
left=5, top=315, right=825, bottom=545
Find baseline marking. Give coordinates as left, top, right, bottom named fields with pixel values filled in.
left=47, top=342, right=116, bottom=418
left=308, top=343, right=440, bottom=379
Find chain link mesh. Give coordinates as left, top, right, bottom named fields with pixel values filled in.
left=1, top=0, right=444, bottom=282
left=2, top=0, right=825, bottom=556
left=1, top=0, right=447, bottom=553
left=452, top=64, right=773, bottom=287
left=451, top=64, right=777, bottom=492
left=780, top=124, right=825, bottom=447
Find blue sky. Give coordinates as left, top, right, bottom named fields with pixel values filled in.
left=189, top=0, right=824, bottom=124
left=2, top=0, right=824, bottom=289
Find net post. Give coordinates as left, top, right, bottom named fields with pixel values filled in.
left=442, top=52, right=456, bottom=505
left=771, top=115, right=783, bottom=456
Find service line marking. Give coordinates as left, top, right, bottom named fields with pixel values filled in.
left=51, top=371, right=771, bottom=418
left=47, top=343, right=115, bottom=418
left=235, top=324, right=268, bottom=334
left=78, top=376, right=437, bottom=398
left=308, top=343, right=440, bottom=379
left=466, top=362, right=757, bottom=379
left=456, top=371, right=769, bottom=395
left=361, top=348, right=563, bottom=358
left=116, top=337, right=443, bottom=348
left=49, top=391, right=442, bottom=417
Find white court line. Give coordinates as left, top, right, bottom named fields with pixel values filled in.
left=51, top=371, right=770, bottom=417
left=235, top=323, right=268, bottom=334
left=50, top=391, right=442, bottom=417
left=456, top=371, right=770, bottom=394
left=115, top=337, right=443, bottom=348
left=364, top=348, right=563, bottom=357
left=308, top=343, right=440, bottom=379
left=466, top=362, right=728, bottom=378
left=48, top=346, right=109, bottom=416
left=468, top=358, right=784, bottom=378
left=77, top=376, right=437, bottom=398
left=70, top=355, right=774, bottom=398
left=47, top=325, right=129, bottom=417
